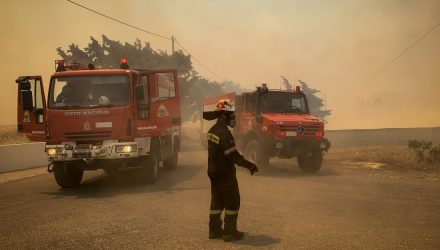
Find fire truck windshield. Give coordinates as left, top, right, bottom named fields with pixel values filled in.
left=48, top=75, right=130, bottom=109
left=264, top=92, right=308, bottom=114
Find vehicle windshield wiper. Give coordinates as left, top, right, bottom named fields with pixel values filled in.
left=84, top=103, right=116, bottom=108
left=97, top=104, right=115, bottom=108
left=281, top=106, right=303, bottom=114
left=54, top=105, right=83, bottom=110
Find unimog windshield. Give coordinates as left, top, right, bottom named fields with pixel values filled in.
left=48, top=75, right=130, bottom=109
left=263, top=92, right=309, bottom=114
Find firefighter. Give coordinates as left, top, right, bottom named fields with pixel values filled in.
left=203, top=99, right=259, bottom=242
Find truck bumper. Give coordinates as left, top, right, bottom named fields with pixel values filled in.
left=45, top=142, right=139, bottom=162
left=273, top=138, right=331, bottom=158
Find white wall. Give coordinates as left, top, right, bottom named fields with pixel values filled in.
left=0, top=143, right=48, bottom=173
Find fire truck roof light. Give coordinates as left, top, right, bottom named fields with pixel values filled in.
left=295, top=86, right=301, bottom=92
left=119, top=57, right=129, bottom=69
left=55, top=60, right=66, bottom=72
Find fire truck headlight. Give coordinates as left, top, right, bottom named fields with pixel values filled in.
left=47, top=148, right=57, bottom=156
left=115, top=145, right=137, bottom=153
left=276, top=142, right=284, bottom=149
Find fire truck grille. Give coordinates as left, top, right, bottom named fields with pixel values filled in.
left=64, top=131, right=112, bottom=140
left=279, top=124, right=322, bottom=137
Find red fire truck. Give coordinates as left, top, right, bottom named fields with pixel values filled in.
left=202, top=84, right=330, bottom=173
left=15, top=59, right=181, bottom=187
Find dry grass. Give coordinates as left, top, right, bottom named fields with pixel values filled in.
left=0, top=126, right=29, bottom=145
left=327, top=145, right=439, bottom=171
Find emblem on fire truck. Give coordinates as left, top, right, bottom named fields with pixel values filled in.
left=157, top=104, right=170, bottom=117
left=83, top=121, right=91, bottom=130
left=23, top=111, right=31, bottom=123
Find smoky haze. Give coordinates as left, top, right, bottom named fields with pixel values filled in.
left=1, top=0, right=439, bottom=129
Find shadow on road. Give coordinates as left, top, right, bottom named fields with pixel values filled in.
left=237, top=158, right=338, bottom=179
left=233, top=233, right=281, bottom=247
left=41, top=162, right=203, bottom=199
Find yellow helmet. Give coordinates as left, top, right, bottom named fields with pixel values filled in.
left=215, top=99, right=235, bottom=112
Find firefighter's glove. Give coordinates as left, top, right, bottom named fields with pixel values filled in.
left=247, top=162, right=259, bottom=176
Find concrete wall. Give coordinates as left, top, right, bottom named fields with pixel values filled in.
left=326, top=127, right=440, bottom=148
left=0, top=143, right=48, bottom=173
left=1, top=127, right=439, bottom=173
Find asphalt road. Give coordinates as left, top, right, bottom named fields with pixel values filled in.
left=0, top=148, right=439, bottom=249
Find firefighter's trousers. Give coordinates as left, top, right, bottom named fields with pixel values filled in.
left=209, top=176, right=240, bottom=234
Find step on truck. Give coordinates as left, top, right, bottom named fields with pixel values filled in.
left=202, top=84, right=330, bottom=173
left=16, top=59, right=181, bottom=187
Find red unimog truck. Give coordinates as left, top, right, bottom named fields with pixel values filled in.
left=15, top=59, right=181, bottom=187
left=202, top=84, right=330, bottom=173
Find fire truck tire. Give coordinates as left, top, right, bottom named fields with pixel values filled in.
left=53, top=162, right=84, bottom=188
left=297, top=150, right=323, bottom=173
left=163, top=141, right=179, bottom=170
left=142, top=152, right=159, bottom=184
left=245, top=140, right=269, bottom=168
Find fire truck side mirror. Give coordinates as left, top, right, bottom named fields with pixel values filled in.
left=18, top=81, right=34, bottom=111
left=22, top=91, right=34, bottom=111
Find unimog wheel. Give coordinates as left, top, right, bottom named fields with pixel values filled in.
left=297, top=150, right=323, bottom=173
left=53, top=161, right=84, bottom=188
left=140, top=151, right=159, bottom=184
left=163, top=139, right=179, bottom=170
left=245, top=140, right=270, bottom=168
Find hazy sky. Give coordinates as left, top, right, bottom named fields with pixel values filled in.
left=1, top=0, right=439, bottom=129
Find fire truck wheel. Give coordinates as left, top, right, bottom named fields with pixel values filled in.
left=53, top=162, right=84, bottom=188
left=143, top=152, right=159, bottom=184
left=297, top=150, right=323, bottom=173
left=245, top=140, right=269, bottom=168
left=163, top=140, right=179, bottom=170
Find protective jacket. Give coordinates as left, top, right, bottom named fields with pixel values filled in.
left=207, top=121, right=254, bottom=178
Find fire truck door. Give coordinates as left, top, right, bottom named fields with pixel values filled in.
left=15, top=76, right=47, bottom=141
left=148, top=69, right=181, bottom=159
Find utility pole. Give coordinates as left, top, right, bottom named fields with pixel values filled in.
left=171, top=35, right=175, bottom=54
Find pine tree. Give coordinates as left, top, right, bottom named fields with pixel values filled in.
left=56, top=35, right=241, bottom=122
left=297, top=79, right=331, bottom=120
left=280, top=75, right=292, bottom=90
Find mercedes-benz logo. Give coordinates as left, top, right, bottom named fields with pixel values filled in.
left=297, top=126, right=305, bottom=135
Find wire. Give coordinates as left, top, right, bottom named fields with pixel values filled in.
left=66, top=0, right=226, bottom=81
left=175, top=39, right=226, bottom=81
left=366, top=19, right=440, bottom=80
left=66, top=0, right=171, bottom=40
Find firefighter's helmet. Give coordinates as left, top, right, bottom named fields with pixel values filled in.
left=215, top=99, right=235, bottom=112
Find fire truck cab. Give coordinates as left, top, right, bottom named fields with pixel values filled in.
left=15, top=59, right=181, bottom=187
left=202, top=84, right=330, bottom=173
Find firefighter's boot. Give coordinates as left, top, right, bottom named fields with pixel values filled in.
left=209, top=213, right=223, bottom=239
left=223, top=214, right=244, bottom=242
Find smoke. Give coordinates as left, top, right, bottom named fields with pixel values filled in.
left=1, top=1, right=439, bottom=129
